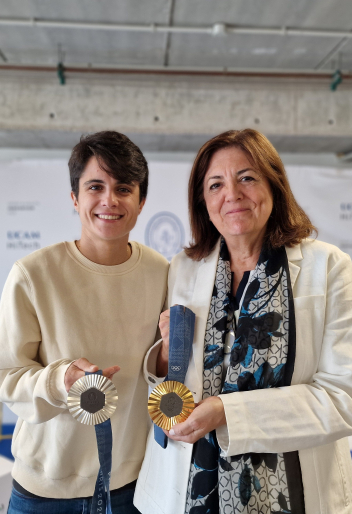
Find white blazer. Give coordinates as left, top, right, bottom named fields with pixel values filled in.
left=134, top=239, right=352, bottom=514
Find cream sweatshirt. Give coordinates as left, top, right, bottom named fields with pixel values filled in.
left=0, top=241, right=168, bottom=498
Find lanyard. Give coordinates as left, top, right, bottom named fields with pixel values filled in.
left=154, top=305, right=195, bottom=448
left=86, top=371, right=113, bottom=514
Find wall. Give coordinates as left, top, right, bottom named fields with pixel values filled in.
left=0, top=157, right=191, bottom=292
left=1, top=153, right=352, bottom=428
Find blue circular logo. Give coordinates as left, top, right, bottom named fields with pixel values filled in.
left=145, top=211, right=185, bottom=260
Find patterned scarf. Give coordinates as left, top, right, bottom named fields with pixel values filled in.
left=185, top=240, right=305, bottom=514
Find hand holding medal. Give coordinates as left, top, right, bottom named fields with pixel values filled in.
left=148, top=305, right=196, bottom=447
left=67, top=364, right=119, bottom=514
left=67, top=371, right=118, bottom=425
left=148, top=380, right=195, bottom=430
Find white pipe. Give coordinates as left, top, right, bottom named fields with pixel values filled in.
left=0, top=17, right=352, bottom=38
left=227, top=26, right=352, bottom=38
left=0, top=18, right=212, bottom=34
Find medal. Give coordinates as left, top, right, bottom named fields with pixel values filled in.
left=67, top=372, right=118, bottom=425
left=148, top=380, right=195, bottom=430
left=67, top=371, right=118, bottom=514
left=150, top=305, right=196, bottom=446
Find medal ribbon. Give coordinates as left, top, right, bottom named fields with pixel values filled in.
left=154, top=305, right=195, bottom=448
left=86, top=370, right=113, bottom=514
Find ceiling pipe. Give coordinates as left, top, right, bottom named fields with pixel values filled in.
left=0, top=18, right=212, bottom=34
left=0, top=17, right=352, bottom=39
left=0, top=63, right=351, bottom=80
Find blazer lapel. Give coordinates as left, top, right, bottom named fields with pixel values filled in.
left=189, top=243, right=220, bottom=394
left=286, top=243, right=303, bottom=291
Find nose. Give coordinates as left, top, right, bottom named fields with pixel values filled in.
left=225, top=180, right=243, bottom=202
left=102, top=188, right=118, bottom=208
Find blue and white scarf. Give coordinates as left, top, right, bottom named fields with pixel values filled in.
left=185, top=240, right=305, bottom=514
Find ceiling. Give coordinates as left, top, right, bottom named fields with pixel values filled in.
left=0, top=0, right=351, bottom=154
left=0, top=0, right=351, bottom=71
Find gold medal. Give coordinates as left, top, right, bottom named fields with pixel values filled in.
left=148, top=380, right=195, bottom=430
left=67, top=373, right=118, bottom=425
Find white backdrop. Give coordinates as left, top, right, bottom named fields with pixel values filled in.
left=286, top=165, right=352, bottom=257
left=0, top=159, right=191, bottom=294
left=1, top=157, right=352, bottom=424
left=1, top=159, right=352, bottom=293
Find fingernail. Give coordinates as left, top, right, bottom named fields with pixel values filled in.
left=169, top=429, right=175, bottom=436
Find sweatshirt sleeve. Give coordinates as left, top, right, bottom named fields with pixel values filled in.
left=0, top=263, right=72, bottom=424
left=216, top=251, right=352, bottom=457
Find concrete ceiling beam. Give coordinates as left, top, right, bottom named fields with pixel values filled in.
left=0, top=73, right=351, bottom=140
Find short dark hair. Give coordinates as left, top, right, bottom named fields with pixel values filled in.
left=69, top=131, right=148, bottom=201
left=186, top=129, right=317, bottom=260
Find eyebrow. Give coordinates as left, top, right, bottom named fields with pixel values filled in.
left=83, top=178, right=136, bottom=189
left=83, top=179, right=106, bottom=186
left=206, top=168, right=257, bottom=182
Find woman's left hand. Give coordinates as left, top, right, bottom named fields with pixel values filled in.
left=164, top=396, right=226, bottom=444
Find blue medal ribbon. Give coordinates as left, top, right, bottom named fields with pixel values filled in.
left=85, top=370, right=113, bottom=514
left=154, top=305, right=195, bottom=448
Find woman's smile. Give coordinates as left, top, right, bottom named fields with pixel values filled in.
left=224, top=207, right=251, bottom=215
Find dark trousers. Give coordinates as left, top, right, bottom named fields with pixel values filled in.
left=7, top=482, right=140, bottom=514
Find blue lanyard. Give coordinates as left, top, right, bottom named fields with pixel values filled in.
left=86, top=371, right=113, bottom=514
left=154, top=305, right=195, bottom=448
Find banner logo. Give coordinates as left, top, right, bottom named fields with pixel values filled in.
left=340, top=203, right=352, bottom=220
left=7, top=202, right=39, bottom=215
left=145, top=211, right=185, bottom=261
left=7, top=231, right=41, bottom=250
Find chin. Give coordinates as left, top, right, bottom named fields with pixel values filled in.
left=97, top=230, right=123, bottom=240
left=225, top=224, right=250, bottom=236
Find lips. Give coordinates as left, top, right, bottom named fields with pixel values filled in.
left=225, top=208, right=250, bottom=215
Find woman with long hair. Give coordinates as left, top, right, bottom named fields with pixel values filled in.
left=135, top=129, right=352, bottom=514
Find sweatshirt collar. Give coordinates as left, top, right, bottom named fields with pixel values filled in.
left=65, top=240, right=141, bottom=275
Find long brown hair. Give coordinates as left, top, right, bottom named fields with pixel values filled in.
left=186, top=129, right=317, bottom=261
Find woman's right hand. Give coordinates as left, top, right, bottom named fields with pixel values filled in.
left=156, top=309, right=170, bottom=377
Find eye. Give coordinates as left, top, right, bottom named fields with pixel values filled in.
left=209, top=182, right=221, bottom=190
left=117, top=186, right=131, bottom=194
left=89, top=185, right=103, bottom=190
left=240, top=175, right=255, bottom=182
